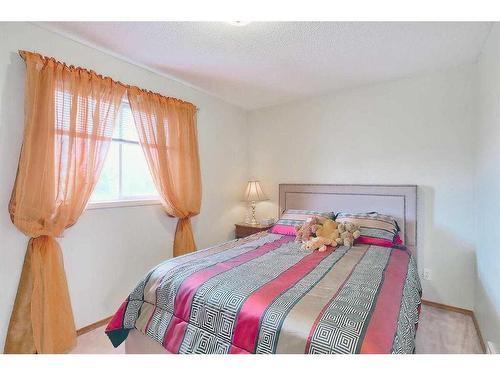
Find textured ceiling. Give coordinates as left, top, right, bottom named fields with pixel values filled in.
left=41, top=22, right=492, bottom=110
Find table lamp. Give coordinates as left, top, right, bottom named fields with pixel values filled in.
left=243, top=180, right=269, bottom=225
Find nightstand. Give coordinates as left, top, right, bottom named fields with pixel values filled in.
left=235, top=222, right=274, bottom=239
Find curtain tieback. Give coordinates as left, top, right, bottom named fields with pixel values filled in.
left=173, top=217, right=197, bottom=257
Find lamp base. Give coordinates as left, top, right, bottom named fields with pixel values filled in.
left=247, top=218, right=258, bottom=225
left=245, top=201, right=258, bottom=225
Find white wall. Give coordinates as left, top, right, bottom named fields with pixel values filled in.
left=0, top=22, right=248, bottom=352
left=248, top=64, right=477, bottom=310
left=475, top=24, right=500, bottom=347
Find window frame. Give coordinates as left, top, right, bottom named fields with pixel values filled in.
left=86, top=99, right=161, bottom=210
left=86, top=197, right=161, bottom=210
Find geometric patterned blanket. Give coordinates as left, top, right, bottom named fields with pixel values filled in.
left=106, top=232, right=421, bottom=354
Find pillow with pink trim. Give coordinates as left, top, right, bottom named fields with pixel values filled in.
left=335, top=212, right=402, bottom=248
left=271, top=209, right=335, bottom=236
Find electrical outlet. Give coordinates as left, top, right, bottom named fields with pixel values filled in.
left=423, top=268, right=432, bottom=281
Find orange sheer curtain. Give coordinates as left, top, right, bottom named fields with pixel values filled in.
left=5, top=51, right=126, bottom=353
left=127, top=87, right=201, bottom=257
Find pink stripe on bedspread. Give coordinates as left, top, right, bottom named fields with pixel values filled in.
left=164, top=235, right=293, bottom=353
left=105, top=300, right=128, bottom=332
left=163, top=316, right=188, bottom=353
left=231, top=247, right=333, bottom=353
left=229, top=345, right=250, bottom=354
left=360, top=249, right=409, bottom=353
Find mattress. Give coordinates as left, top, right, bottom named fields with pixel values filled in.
left=106, top=231, right=421, bottom=354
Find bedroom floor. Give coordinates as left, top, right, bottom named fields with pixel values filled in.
left=70, top=304, right=484, bottom=354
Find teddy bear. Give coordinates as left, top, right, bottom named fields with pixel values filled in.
left=315, top=219, right=340, bottom=243
left=303, top=218, right=340, bottom=252
left=304, top=236, right=334, bottom=252
left=337, top=221, right=361, bottom=247
left=294, top=216, right=325, bottom=243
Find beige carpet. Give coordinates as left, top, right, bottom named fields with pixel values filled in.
left=70, top=304, right=484, bottom=354
left=415, top=304, right=483, bottom=354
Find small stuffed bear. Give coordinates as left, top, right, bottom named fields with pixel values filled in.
left=337, top=221, right=361, bottom=247
left=315, top=219, right=339, bottom=240
left=295, top=216, right=325, bottom=243
left=304, top=236, right=334, bottom=252
left=303, top=218, right=339, bottom=252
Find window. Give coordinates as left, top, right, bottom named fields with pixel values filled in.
left=89, top=100, right=159, bottom=207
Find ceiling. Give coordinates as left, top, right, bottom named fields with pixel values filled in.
left=42, top=22, right=492, bottom=110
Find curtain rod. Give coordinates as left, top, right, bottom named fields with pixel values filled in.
left=18, top=50, right=199, bottom=111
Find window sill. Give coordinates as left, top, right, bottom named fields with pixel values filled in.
left=86, top=198, right=162, bottom=210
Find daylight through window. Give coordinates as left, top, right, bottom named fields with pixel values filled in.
left=90, top=99, right=159, bottom=203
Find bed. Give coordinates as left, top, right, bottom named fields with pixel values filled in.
left=106, top=184, right=421, bottom=354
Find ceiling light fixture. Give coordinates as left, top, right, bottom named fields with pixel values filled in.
left=226, top=21, right=251, bottom=27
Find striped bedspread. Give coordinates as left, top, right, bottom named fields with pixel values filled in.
left=106, top=232, right=421, bottom=354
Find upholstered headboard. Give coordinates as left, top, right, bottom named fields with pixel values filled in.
left=278, top=184, right=417, bottom=258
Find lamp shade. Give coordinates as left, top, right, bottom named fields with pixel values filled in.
left=243, top=180, right=268, bottom=202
